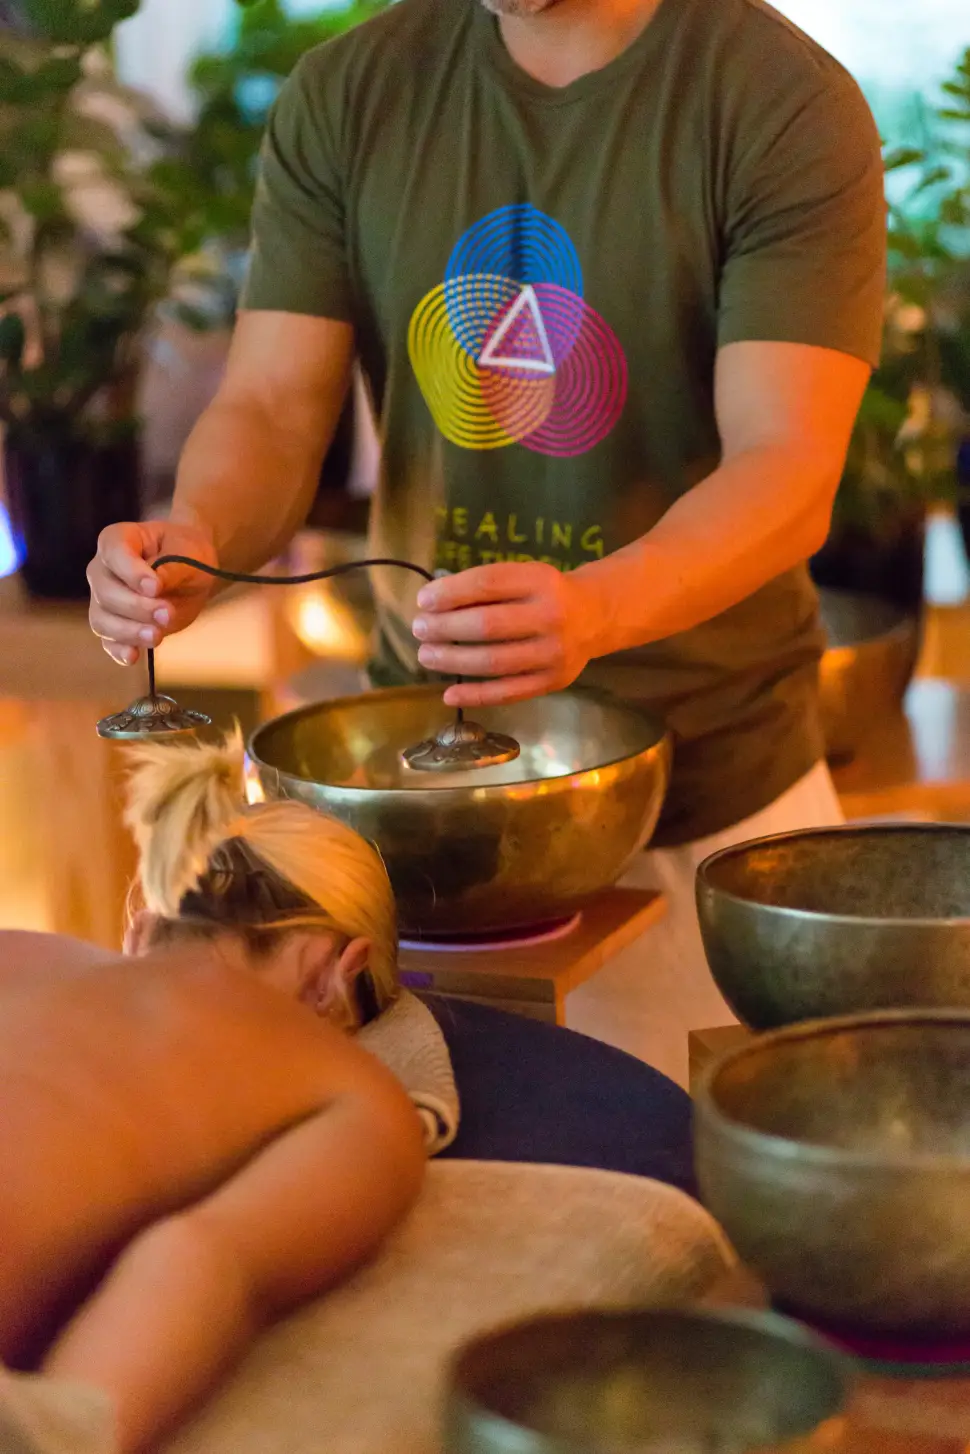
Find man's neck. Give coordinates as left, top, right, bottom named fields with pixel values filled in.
left=496, top=0, right=666, bottom=88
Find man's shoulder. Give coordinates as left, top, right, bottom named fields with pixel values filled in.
left=708, top=0, right=863, bottom=96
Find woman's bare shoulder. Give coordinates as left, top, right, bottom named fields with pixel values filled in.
left=0, top=929, right=115, bottom=980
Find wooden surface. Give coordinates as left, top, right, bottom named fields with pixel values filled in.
left=703, top=1266, right=970, bottom=1451
left=398, top=887, right=665, bottom=1024
left=688, top=1024, right=752, bottom=1095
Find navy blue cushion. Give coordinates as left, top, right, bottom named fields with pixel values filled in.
left=421, top=995, right=695, bottom=1196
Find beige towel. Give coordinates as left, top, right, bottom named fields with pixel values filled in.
left=359, top=991, right=460, bottom=1154
left=167, top=1162, right=734, bottom=1454
left=0, top=1165, right=732, bottom=1454
left=0, top=1367, right=114, bottom=1454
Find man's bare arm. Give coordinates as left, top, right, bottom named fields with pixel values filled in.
left=170, top=310, right=355, bottom=572
left=88, top=311, right=354, bottom=664
left=412, top=341, right=871, bottom=706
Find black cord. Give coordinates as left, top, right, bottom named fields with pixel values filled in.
left=146, top=553, right=464, bottom=721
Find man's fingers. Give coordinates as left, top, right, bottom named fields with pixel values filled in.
left=418, top=637, right=560, bottom=678
left=97, top=525, right=160, bottom=596
left=412, top=602, right=539, bottom=645
left=90, top=606, right=163, bottom=650
left=101, top=640, right=140, bottom=667
left=442, top=671, right=556, bottom=709
left=416, top=564, right=540, bottom=612
left=88, top=568, right=171, bottom=628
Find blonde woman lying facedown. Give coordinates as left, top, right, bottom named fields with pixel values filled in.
left=0, top=730, right=436, bottom=1453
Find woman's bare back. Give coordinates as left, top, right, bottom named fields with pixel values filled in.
left=0, top=931, right=339, bottom=1363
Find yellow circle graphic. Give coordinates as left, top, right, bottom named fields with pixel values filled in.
left=408, top=282, right=554, bottom=450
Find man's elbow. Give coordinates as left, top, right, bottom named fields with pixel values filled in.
left=789, top=450, right=843, bottom=563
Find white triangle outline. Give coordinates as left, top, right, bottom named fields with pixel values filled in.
left=478, top=284, right=555, bottom=374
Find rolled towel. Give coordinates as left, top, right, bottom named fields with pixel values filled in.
left=359, top=991, right=460, bottom=1154
left=166, top=1161, right=736, bottom=1454
left=0, top=1365, right=116, bottom=1454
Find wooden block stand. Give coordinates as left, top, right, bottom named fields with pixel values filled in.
left=399, top=887, right=664, bottom=1024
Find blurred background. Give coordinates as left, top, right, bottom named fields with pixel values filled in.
left=1, top=0, right=969, bottom=944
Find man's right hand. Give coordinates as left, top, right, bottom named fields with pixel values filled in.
left=87, top=517, right=220, bottom=667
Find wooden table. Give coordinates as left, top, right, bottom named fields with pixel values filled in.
left=399, top=888, right=665, bottom=1024
left=704, top=1267, right=970, bottom=1451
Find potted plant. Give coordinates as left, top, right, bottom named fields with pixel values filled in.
left=148, top=0, right=390, bottom=533
left=0, top=0, right=197, bottom=598
left=812, top=56, right=970, bottom=614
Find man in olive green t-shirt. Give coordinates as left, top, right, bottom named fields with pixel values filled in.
left=88, top=0, right=885, bottom=1084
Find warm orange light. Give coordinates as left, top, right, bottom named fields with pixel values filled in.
left=287, top=585, right=368, bottom=662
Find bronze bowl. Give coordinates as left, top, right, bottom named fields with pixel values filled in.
left=696, top=824, right=970, bottom=1030
left=444, top=1307, right=855, bottom=1453
left=818, top=588, right=920, bottom=765
left=695, top=1012, right=970, bottom=1346
left=248, top=684, right=670, bottom=937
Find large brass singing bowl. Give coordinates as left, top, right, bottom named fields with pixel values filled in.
left=818, top=588, right=920, bottom=764
left=445, top=1307, right=854, bottom=1453
left=248, top=685, right=670, bottom=937
left=696, top=1012, right=970, bottom=1340
left=696, top=824, right=970, bottom=1030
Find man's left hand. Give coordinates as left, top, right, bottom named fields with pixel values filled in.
left=411, top=562, right=604, bottom=708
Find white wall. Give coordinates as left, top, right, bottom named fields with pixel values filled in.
left=775, top=0, right=967, bottom=92
left=113, top=0, right=233, bottom=122
left=113, top=0, right=970, bottom=124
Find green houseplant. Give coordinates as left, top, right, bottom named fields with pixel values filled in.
left=813, top=49, right=970, bottom=611
left=145, top=0, right=392, bottom=531
left=0, top=0, right=199, bottom=597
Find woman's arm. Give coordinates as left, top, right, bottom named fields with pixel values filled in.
left=43, top=1041, right=425, bottom=1453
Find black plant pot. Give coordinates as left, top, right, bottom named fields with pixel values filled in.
left=956, top=438, right=970, bottom=567
left=4, top=434, right=141, bottom=600
left=810, top=512, right=926, bottom=616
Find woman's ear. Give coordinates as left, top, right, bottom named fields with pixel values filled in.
left=309, top=936, right=372, bottom=1026
left=335, top=936, right=372, bottom=992
left=124, top=908, right=162, bottom=956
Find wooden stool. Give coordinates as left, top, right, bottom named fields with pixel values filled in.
left=688, top=1024, right=754, bottom=1095
left=399, top=887, right=665, bottom=1025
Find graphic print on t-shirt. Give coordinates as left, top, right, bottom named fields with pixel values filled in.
left=408, top=205, right=628, bottom=458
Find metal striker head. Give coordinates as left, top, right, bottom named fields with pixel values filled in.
left=401, top=716, right=521, bottom=773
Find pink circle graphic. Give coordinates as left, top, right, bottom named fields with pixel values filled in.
left=479, top=284, right=628, bottom=458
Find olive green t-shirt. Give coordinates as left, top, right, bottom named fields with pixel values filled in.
left=242, top=0, right=886, bottom=846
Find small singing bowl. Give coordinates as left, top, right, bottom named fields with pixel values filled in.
left=444, top=1307, right=855, bottom=1454
left=696, top=824, right=970, bottom=1030
left=817, top=587, right=920, bottom=765
left=695, top=1012, right=970, bottom=1344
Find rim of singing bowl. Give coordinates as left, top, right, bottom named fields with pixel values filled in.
left=697, top=1009, right=970, bottom=1175
left=447, top=1305, right=856, bottom=1453
left=247, top=683, right=670, bottom=796
left=697, top=823, right=970, bottom=931
left=818, top=587, right=917, bottom=651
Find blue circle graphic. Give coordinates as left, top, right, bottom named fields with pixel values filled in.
left=443, top=205, right=583, bottom=360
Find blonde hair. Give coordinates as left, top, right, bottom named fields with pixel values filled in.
left=123, top=727, right=398, bottom=1012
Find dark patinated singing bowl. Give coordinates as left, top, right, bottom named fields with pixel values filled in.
left=445, top=1307, right=854, bottom=1453
left=696, top=1012, right=970, bottom=1340
left=248, top=685, right=670, bottom=937
left=818, top=588, right=920, bottom=764
left=696, top=824, right=970, bottom=1030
